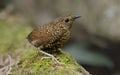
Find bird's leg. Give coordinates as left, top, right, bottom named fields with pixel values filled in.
left=38, top=48, right=61, bottom=64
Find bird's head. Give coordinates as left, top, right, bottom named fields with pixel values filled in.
left=53, top=15, right=81, bottom=29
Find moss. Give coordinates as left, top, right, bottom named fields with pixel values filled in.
left=11, top=48, right=90, bottom=75
left=0, top=18, right=32, bottom=55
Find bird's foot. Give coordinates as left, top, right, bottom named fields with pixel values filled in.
left=41, top=56, right=61, bottom=64
left=39, top=50, right=62, bottom=64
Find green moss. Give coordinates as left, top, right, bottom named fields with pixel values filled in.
left=0, top=19, right=32, bottom=55
left=11, top=48, right=90, bottom=75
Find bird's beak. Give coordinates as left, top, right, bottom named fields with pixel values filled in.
left=73, top=16, right=81, bottom=20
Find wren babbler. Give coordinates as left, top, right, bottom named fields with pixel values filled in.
left=27, top=15, right=80, bottom=63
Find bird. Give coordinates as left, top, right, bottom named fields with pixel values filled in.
left=27, top=15, right=80, bottom=63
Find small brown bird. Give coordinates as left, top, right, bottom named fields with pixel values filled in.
left=27, top=15, right=80, bottom=63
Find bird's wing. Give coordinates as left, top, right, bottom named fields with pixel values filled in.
left=27, top=27, right=52, bottom=47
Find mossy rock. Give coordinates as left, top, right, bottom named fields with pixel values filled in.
left=11, top=49, right=90, bottom=75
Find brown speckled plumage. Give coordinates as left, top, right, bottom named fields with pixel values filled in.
left=27, top=15, right=80, bottom=51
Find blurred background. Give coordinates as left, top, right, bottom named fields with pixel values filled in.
left=0, top=0, right=120, bottom=75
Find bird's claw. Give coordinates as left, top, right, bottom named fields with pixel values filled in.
left=41, top=56, right=62, bottom=64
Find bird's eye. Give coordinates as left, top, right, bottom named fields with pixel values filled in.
left=64, top=18, right=69, bottom=23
